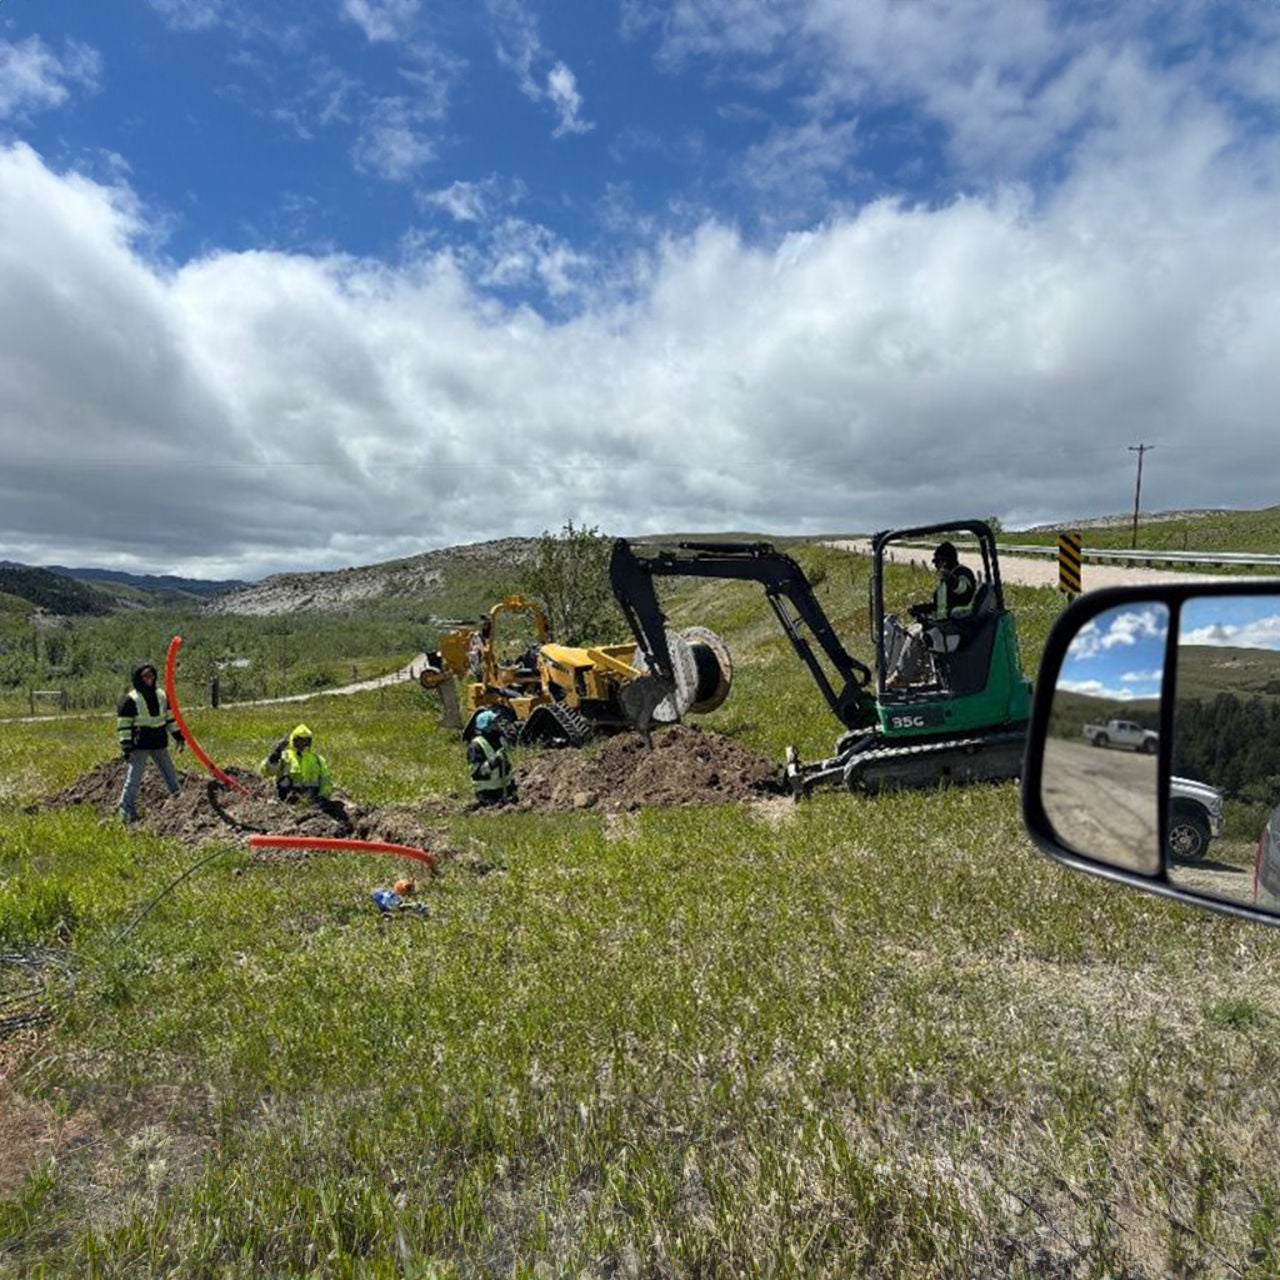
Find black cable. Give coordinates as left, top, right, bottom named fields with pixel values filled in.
left=0, top=947, right=74, bottom=1038
left=109, top=844, right=240, bottom=947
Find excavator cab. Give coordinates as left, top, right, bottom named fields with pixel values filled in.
left=871, top=521, right=1031, bottom=737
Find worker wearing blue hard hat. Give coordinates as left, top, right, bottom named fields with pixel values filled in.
left=468, top=708, right=517, bottom=806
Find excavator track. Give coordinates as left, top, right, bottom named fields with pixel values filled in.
left=519, top=701, right=595, bottom=748
left=843, top=728, right=1027, bottom=794
left=788, top=727, right=1028, bottom=795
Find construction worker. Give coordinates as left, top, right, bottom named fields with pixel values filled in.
left=468, top=709, right=517, bottom=806
left=912, top=541, right=978, bottom=623
left=261, top=724, right=338, bottom=811
left=116, top=662, right=185, bottom=824
left=886, top=542, right=980, bottom=688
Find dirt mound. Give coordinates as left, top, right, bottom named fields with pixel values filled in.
left=42, top=727, right=782, bottom=850
left=43, top=760, right=450, bottom=859
left=515, top=724, right=783, bottom=812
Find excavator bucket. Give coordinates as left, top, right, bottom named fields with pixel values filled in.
left=618, top=675, right=676, bottom=740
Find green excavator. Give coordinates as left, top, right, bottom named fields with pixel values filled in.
left=609, top=519, right=1033, bottom=795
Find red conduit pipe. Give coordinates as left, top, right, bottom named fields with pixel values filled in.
left=164, top=634, right=252, bottom=795
left=248, top=834, right=438, bottom=869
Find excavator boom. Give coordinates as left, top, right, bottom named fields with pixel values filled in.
left=609, top=539, right=878, bottom=732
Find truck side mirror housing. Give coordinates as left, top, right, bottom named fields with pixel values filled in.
left=1022, top=581, right=1280, bottom=928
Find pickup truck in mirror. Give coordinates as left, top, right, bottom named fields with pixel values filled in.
left=1081, top=717, right=1158, bottom=753
left=1022, top=582, right=1280, bottom=928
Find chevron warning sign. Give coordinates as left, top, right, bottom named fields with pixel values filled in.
left=1058, top=531, right=1082, bottom=599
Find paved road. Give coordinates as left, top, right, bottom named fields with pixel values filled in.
left=825, top=540, right=1238, bottom=590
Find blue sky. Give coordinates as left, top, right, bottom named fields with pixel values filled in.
left=1061, top=603, right=1168, bottom=703
left=1061, top=596, right=1280, bottom=702
left=2, top=1, right=1280, bottom=577
left=1181, top=596, right=1280, bottom=650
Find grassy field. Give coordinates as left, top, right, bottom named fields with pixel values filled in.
left=1010, top=506, right=1280, bottom=556
left=4, top=550, right=1280, bottom=1277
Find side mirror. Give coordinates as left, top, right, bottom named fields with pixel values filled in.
left=1022, top=582, right=1280, bottom=928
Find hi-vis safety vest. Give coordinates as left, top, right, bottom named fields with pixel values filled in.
left=934, top=570, right=977, bottom=620
left=117, top=687, right=175, bottom=749
left=471, top=735, right=512, bottom=796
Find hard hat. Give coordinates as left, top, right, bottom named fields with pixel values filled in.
left=932, top=541, right=958, bottom=569
left=475, top=709, right=500, bottom=733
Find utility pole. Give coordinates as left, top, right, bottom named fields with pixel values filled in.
left=1128, top=443, right=1154, bottom=549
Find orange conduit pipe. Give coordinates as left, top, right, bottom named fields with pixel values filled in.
left=164, top=634, right=252, bottom=795
left=248, top=834, right=438, bottom=870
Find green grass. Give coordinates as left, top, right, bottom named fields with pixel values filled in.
left=1009, top=505, right=1280, bottom=555
left=3, top=544, right=1280, bottom=1277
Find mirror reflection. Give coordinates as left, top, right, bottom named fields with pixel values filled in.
left=1041, top=602, right=1167, bottom=874
left=1169, top=595, right=1280, bottom=911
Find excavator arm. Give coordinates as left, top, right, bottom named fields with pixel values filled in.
left=609, top=539, right=879, bottom=732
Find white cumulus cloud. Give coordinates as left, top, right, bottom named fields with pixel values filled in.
left=4, top=120, right=1280, bottom=575
left=1182, top=615, right=1280, bottom=651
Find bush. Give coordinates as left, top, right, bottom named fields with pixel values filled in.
left=522, top=520, right=624, bottom=645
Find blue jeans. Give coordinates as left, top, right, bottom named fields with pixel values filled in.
left=118, top=748, right=181, bottom=821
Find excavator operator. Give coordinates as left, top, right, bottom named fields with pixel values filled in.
left=886, top=542, right=979, bottom=688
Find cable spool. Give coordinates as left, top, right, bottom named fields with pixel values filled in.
left=680, top=626, right=733, bottom=714
left=633, top=626, right=734, bottom=723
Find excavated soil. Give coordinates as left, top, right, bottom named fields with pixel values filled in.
left=40, top=726, right=784, bottom=850
left=514, top=724, right=784, bottom=811
left=42, top=761, right=451, bottom=860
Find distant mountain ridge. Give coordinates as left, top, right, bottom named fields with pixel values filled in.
left=204, top=537, right=539, bottom=615
left=0, top=564, right=114, bottom=615
left=45, top=565, right=248, bottom=597
left=2, top=507, right=1274, bottom=619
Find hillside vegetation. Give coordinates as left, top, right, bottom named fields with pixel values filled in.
left=0, top=564, right=113, bottom=616
left=0, top=540, right=545, bottom=716
left=3, top=540, right=1280, bottom=1276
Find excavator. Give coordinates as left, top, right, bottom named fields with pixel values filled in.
left=421, top=594, right=733, bottom=746
left=608, top=520, right=1033, bottom=795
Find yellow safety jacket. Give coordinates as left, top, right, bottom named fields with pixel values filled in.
left=260, top=724, right=334, bottom=799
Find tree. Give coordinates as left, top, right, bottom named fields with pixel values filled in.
left=522, top=520, right=623, bottom=645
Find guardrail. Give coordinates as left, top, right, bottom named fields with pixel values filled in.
left=997, top=544, right=1280, bottom=569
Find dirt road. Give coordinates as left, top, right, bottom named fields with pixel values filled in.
left=232, top=653, right=434, bottom=707
left=1036, top=738, right=1258, bottom=905
left=1039, top=738, right=1161, bottom=872
left=825, top=540, right=1237, bottom=590
left=0, top=653, right=435, bottom=725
